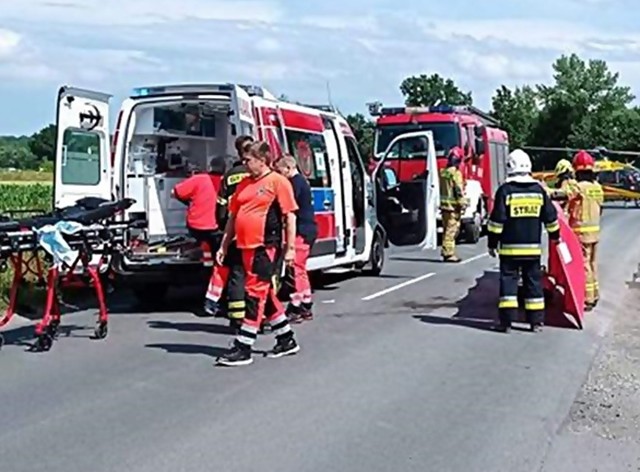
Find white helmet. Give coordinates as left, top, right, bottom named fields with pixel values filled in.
left=506, top=149, right=532, bottom=176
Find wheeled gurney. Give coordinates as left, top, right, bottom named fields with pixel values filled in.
left=0, top=197, right=137, bottom=351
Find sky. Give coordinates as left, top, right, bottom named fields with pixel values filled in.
left=1, top=0, right=640, bottom=136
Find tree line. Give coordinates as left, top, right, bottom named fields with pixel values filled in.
left=0, top=124, right=55, bottom=171
left=345, top=53, right=640, bottom=170
left=3, top=53, right=638, bottom=172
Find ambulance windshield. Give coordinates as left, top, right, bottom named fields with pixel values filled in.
left=375, top=122, right=459, bottom=158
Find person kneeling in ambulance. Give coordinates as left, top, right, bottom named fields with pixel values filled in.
left=275, top=155, right=318, bottom=322
left=172, top=156, right=225, bottom=266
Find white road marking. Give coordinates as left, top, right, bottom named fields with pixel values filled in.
left=362, top=272, right=436, bottom=301
left=460, top=253, right=489, bottom=265
left=322, top=300, right=336, bottom=304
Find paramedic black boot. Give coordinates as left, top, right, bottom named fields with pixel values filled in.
left=285, top=304, right=304, bottom=324
left=216, top=341, right=253, bottom=367
left=203, top=299, right=222, bottom=317
left=301, top=302, right=314, bottom=321
left=267, top=334, right=300, bottom=359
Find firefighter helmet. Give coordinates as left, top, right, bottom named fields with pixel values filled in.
left=506, top=149, right=532, bottom=175
left=572, top=150, right=595, bottom=171
left=554, top=159, right=574, bottom=177
left=447, top=146, right=464, bottom=167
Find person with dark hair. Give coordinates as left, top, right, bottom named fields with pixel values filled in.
left=215, top=141, right=300, bottom=367
left=204, top=135, right=253, bottom=324
left=172, top=155, right=225, bottom=264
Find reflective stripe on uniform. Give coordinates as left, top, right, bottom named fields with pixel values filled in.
left=572, top=224, right=600, bottom=233
left=506, top=193, right=543, bottom=204
left=487, top=220, right=503, bottom=234
left=228, top=300, right=245, bottom=309
left=217, top=196, right=227, bottom=205
left=498, top=243, right=542, bottom=256
left=499, top=296, right=518, bottom=309
left=545, top=220, right=560, bottom=232
left=524, top=297, right=545, bottom=310
left=228, top=310, right=245, bottom=319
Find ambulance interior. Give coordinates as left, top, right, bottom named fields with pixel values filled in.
left=376, top=136, right=429, bottom=246
left=122, top=100, right=235, bottom=258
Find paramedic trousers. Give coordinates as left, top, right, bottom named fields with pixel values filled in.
left=498, top=257, right=545, bottom=327
left=206, top=241, right=246, bottom=320
left=290, top=235, right=313, bottom=308
left=441, top=209, right=461, bottom=258
left=188, top=227, right=222, bottom=267
left=235, top=246, right=294, bottom=348
left=581, top=242, right=599, bottom=304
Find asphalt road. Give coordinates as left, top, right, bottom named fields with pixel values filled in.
left=1, top=207, right=639, bottom=472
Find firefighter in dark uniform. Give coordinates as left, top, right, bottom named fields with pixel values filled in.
left=204, top=135, right=252, bottom=328
left=487, top=149, right=561, bottom=333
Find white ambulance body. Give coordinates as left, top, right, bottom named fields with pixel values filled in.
left=53, top=84, right=439, bottom=302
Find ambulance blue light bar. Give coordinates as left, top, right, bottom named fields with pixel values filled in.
left=131, top=84, right=233, bottom=98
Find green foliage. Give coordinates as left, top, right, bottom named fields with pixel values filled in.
left=400, top=73, right=473, bottom=107
left=0, top=123, right=56, bottom=171
left=345, top=113, right=375, bottom=160
left=491, top=85, right=539, bottom=149
left=0, top=183, right=52, bottom=213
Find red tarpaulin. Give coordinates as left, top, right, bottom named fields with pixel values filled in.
left=544, top=202, right=586, bottom=329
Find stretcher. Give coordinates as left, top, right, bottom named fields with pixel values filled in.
left=0, top=197, right=137, bottom=351
left=518, top=201, right=586, bottom=329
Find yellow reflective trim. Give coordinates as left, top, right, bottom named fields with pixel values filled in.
left=573, top=225, right=599, bottom=233
left=499, top=298, right=519, bottom=309
left=506, top=193, right=543, bottom=203
left=228, top=311, right=245, bottom=319
left=546, top=221, right=560, bottom=232
left=524, top=301, right=544, bottom=310
left=228, top=301, right=245, bottom=309
left=487, top=222, right=503, bottom=234
left=227, top=173, right=248, bottom=186
left=499, top=248, right=542, bottom=256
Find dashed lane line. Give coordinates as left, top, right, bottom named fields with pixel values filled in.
left=361, top=250, right=491, bottom=301
left=361, top=272, right=436, bottom=301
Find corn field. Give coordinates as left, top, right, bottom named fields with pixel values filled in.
left=0, top=182, right=53, bottom=309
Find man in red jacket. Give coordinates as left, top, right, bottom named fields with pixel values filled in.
left=172, top=156, right=225, bottom=265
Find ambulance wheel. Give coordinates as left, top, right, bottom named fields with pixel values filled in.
left=462, top=208, right=483, bottom=244
left=365, top=231, right=385, bottom=276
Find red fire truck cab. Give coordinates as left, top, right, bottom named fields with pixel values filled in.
left=368, top=103, right=509, bottom=243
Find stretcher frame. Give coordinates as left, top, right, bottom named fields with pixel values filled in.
left=0, top=202, right=136, bottom=351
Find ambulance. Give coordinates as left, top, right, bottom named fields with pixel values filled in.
left=52, top=84, right=440, bottom=304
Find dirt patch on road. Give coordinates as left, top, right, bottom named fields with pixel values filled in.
left=565, top=291, right=640, bottom=441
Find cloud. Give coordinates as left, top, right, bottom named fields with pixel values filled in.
left=1, top=0, right=640, bottom=134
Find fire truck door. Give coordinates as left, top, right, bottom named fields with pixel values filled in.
left=373, top=131, right=439, bottom=249
left=54, top=86, right=112, bottom=209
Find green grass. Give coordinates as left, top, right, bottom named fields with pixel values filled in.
left=0, top=180, right=52, bottom=310
left=0, top=170, right=53, bottom=182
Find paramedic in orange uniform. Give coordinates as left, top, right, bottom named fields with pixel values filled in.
left=275, top=155, right=317, bottom=322
left=215, top=141, right=300, bottom=367
left=172, top=156, right=225, bottom=261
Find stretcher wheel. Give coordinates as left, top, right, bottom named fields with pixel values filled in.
left=31, top=333, right=53, bottom=352
left=93, top=321, right=108, bottom=340
left=48, top=320, right=60, bottom=339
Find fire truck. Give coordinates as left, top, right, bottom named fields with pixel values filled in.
left=367, top=103, right=510, bottom=244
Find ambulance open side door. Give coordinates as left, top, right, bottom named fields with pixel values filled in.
left=372, top=131, right=439, bottom=249
left=231, top=85, right=256, bottom=138
left=54, top=86, right=112, bottom=209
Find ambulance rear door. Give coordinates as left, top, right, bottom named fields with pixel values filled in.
left=54, top=86, right=112, bottom=209
left=231, top=85, right=256, bottom=138
left=372, top=131, right=439, bottom=249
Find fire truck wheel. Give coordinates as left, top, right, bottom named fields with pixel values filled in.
left=462, top=212, right=482, bottom=245
left=364, top=230, right=385, bottom=276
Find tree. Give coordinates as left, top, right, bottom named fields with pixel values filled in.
left=534, top=53, right=635, bottom=149
left=29, top=124, right=56, bottom=161
left=345, top=113, right=374, bottom=160
left=490, top=85, right=540, bottom=149
left=400, top=73, right=472, bottom=107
